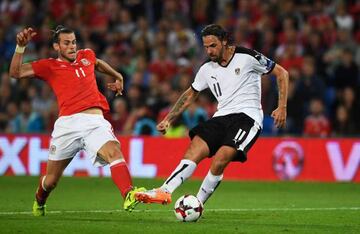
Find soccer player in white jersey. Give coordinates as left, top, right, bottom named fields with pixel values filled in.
left=135, top=24, right=289, bottom=205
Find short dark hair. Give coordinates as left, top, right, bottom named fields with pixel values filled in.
left=52, top=25, right=74, bottom=43
left=200, top=24, right=227, bottom=41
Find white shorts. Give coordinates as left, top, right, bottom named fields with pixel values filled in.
left=48, top=113, right=119, bottom=167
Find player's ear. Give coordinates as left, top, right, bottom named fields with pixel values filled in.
left=53, top=43, right=59, bottom=51
left=222, top=39, right=227, bottom=46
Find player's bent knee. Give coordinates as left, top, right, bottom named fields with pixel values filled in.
left=183, top=145, right=208, bottom=164
left=44, top=177, right=58, bottom=191
left=98, top=141, right=123, bottom=163
left=211, top=158, right=230, bottom=174
left=211, top=162, right=225, bottom=173
left=106, top=143, right=123, bottom=162
left=107, top=150, right=122, bottom=162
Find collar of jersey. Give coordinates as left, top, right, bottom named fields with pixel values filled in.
left=56, top=58, right=77, bottom=64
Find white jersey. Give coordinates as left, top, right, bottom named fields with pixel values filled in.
left=191, top=47, right=275, bottom=128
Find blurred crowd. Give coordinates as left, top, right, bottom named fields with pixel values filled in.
left=0, top=0, right=359, bottom=137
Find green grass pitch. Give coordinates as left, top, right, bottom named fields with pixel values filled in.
left=0, top=176, right=359, bottom=233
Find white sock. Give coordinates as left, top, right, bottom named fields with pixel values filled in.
left=160, top=159, right=197, bottom=193
left=196, top=171, right=223, bottom=204
left=109, top=158, right=125, bottom=167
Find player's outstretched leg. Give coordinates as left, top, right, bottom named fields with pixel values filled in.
left=135, top=159, right=197, bottom=205
left=98, top=141, right=146, bottom=212
left=108, top=158, right=146, bottom=211
left=136, top=136, right=208, bottom=205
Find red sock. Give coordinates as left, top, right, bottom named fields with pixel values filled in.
left=35, top=176, right=50, bottom=206
left=110, top=160, right=133, bottom=198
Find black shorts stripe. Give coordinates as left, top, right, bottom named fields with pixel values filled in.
left=244, top=127, right=261, bottom=153
left=237, top=122, right=261, bottom=152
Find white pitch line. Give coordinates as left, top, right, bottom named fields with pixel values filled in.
left=1, top=207, right=360, bottom=216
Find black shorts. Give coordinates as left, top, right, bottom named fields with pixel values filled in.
left=189, top=113, right=261, bottom=162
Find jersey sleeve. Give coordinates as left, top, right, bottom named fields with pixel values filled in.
left=251, top=51, right=275, bottom=75
left=31, top=59, right=51, bottom=80
left=191, top=66, right=208, bottom=92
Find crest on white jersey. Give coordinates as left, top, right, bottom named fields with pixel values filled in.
left=235, top=68, right=240, bottom=75
left=80, top=58, right=90, bottom=66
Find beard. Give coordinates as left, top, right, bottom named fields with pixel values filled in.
left=209, top=45, right=224, bottom=63
left=210, top=55, right=220, bottom=62
left=60, top=51, right=76, bottom=62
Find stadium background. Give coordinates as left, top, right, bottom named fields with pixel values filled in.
left=0, top=0, right=359, bottom=181
left=0, top=0, right=359, bottom=137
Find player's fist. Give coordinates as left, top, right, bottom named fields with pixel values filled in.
left=16, top=28, right=37, bottom=47
left=157, top=120, right=170, bottom=135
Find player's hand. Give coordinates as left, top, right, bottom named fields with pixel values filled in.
left=271, top=106, right=287, bottom=128
left=107, top=79, right=123, bottom=96
left=16, top=28, right=37, bottom=47
left=157, top=120, right=171, bottom=135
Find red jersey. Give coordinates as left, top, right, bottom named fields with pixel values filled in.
left=31, top=49, right=109, bottom=116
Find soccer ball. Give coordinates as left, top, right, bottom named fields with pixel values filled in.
left=174, top=194, right=203, bottom=222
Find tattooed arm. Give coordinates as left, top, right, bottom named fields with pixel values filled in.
left=157, top=87, right=199, bottom=134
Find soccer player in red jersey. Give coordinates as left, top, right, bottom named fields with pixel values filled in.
left=9, top=26, right=146, bottom=216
